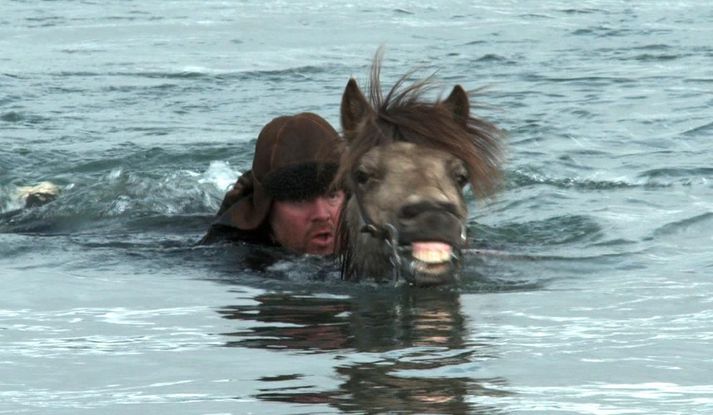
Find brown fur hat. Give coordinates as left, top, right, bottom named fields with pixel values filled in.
left=213, top=112, right=342, bottom=231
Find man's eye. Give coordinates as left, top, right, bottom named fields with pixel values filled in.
left=327, top=191, right=343, bottom=203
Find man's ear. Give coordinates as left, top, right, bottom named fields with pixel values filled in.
left=443, top=85, right=470, bottom=126
left=340, top=78, right=371, bottom=140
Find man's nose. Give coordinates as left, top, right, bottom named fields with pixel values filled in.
left=310, top=197, right=333, bottom=221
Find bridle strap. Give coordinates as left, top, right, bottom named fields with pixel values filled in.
left=351, top=184, right=405, bottom=283
left=353, top=121, right=405, bottom=241
left=352, top=186, right=388, bottom=240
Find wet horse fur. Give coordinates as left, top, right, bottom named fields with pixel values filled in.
left=335, top=55, right=504, bottom=286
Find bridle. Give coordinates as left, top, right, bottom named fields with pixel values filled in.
left=351, top=183, right=406, bottom=283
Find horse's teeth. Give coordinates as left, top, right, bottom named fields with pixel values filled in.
left=412, top=242, right=452, bottom=264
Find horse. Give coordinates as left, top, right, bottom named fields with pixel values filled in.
left=335, top=55, right=504, bottom=286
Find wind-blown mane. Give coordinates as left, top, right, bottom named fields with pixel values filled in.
left=335, top=57, right=504, bottom=199
left=336, top=53, right=505, bottom=282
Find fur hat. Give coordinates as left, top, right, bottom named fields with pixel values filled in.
left=213, top=112, right=342, bottom=231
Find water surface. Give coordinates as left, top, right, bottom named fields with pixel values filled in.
left=2, top=1, right=712, bottom=414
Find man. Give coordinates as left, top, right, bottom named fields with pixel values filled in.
left=200, top=112, right=345, bottom=255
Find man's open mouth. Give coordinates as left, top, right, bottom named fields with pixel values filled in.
left=311, top=230, right=334, bottom=244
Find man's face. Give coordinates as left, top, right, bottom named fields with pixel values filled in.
left=269, top=191, right=345, bottom=255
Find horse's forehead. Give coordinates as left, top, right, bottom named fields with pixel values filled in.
left=372, top=142, right=456, bottom=172
left=359, top=141, right=467, bottom=215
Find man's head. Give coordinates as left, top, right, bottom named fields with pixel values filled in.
left=214, top=112, right=344, bottom=254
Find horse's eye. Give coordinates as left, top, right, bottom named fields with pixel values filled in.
left=455, top=172, right=469, bottom=188
left=353, top=169, right=371, bottom=186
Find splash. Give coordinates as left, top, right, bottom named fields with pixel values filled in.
left=198, top=161, right=241, bottom=193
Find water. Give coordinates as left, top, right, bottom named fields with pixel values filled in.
left=2, top=1, right=712, bottom=413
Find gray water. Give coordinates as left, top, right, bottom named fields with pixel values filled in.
left=2, top=1, right=712, bottom=414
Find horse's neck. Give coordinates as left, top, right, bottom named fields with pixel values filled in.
left=344, top=199, right=393, bottom=280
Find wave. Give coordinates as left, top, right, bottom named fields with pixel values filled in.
left=680, top=120, right=713, bottom=137
left=469, top=214, right=603, bottom=248
left=508, top=163, right=713, bottom=191
left=651, top=212, right=713, bottom=238
left=507, top=169, right=644, bottom=191
left=473, top=54, right=516, bottom=64
left=49, top=64, right=344, bottom=82
left=0, top=111, right=51, bottom=125
left=637, top=167, right=713, bottom=187
left=631, top=53, right=682, bottom=62
left=0, top=160, right=240, bottom=235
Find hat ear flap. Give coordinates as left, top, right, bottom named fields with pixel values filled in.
left=215, top=171, right=255, bottom=217
left=213, top=171, right=272, bottom=231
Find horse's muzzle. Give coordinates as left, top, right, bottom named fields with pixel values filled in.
left=394, top=242, right=462, bottom=286
left=388, top=210, right=466, bottom=286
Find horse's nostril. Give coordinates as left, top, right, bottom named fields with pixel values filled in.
left=399, top=203, right=421, bottom=220
left=398, top=201, right=459, bottom=221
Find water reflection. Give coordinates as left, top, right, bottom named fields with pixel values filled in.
left=218, top=288, right=510, bottom=414
left=256, top=360, right=509, bottom=414
left=220, top=293, right=351, bottom=350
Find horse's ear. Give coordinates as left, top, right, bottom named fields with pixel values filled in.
left=341, top=78, right=371, bottom=139
left=443, top=85, right=470, bottom=125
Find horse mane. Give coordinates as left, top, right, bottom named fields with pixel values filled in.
left=336, top=53, right=505, bottom=280
left=336, top=52, right=505, bottom=199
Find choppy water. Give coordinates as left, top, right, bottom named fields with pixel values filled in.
left=2, top=1, right=712, bottom=414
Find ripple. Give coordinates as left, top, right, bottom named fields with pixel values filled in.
left=559, top=8, right=600, bottom=15
left=631, top=53, right=682, bottom=62
left=0, top=307, right=220, bottom=358
left=680, top=120, right=713, bottom=137
left=393, top=8, right=414, bottom=15
left=0, top=111, right=50, bottom=125
left=52, top=64, right=339, bottom=82
left=4, top=333, right=218, bottom=358
left=472, top=215, right=603, bottom=247
left=0, top=381, right=238, bottom=410
left=507, top=170, right=640, bottom=191
left=474, top=54, right=514, bottom=64
left=651, top=212, right=713, bottom=238
left=498, top=383, right=713, bottom=414
left=638, top=167, right=713, bottom=182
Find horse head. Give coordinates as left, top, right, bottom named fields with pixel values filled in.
left=336, top=55, right=504, bottom=286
